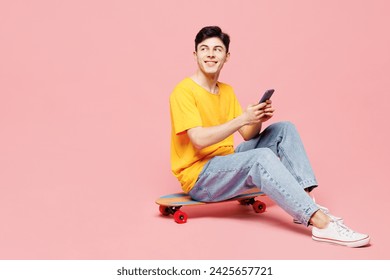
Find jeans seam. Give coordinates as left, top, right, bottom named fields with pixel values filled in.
left=256, top=161, right=312, bottom=225
left=278, top=145, right=303, bottom=184
left=203, top=165, right=251, bottom=174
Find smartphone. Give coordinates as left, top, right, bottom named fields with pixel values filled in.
left=259, top=89, right=275, bottom=104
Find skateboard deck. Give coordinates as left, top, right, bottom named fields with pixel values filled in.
left=156, top=188, right=266, bottom=224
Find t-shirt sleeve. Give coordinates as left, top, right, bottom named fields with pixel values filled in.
left=170, top=86, right=202, bottom=135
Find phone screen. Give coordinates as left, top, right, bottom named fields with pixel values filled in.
left=259, top=89, right=275, bottom=104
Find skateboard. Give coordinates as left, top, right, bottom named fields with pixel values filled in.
left=156, top=188, right=266, bottom=224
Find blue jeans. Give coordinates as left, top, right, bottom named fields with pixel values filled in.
left=189, top=121, right=319, bottom=225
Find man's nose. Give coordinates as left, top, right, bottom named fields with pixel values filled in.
left=207, top=49, right=215, bottom=57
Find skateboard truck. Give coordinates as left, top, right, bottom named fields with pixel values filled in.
left=239, top=197, right=266, bottom=213
left=159, top=205, right=188, bottom=224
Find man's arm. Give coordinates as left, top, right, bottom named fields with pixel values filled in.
left=238, top=122, right=263, bottom=141
left=239, top=100, right=274, bottom=140
left=188, top=101, right=274, bottom=150
left=187, top=116, right=247, bottom=150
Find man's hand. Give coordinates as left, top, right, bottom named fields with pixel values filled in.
left=187, top=101, right=275, bottom=149
left=260, top=100, right=275, bottom=122
left=243, top=100, right=275, bottom=125
left=238, top=100, right=275, bottom=140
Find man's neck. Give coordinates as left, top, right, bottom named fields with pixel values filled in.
left=191, top=71, right=219, bottom=94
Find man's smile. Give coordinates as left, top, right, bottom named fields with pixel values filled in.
left=204, top=61, right=218, bottom=66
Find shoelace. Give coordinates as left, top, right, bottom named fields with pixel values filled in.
left=334, top=220, right=355, bottom=237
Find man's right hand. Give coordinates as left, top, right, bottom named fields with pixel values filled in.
left=243, top=100, right=274, bottom=125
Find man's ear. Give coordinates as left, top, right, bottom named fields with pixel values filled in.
left=193, top=51, right=198, bottom=61
left=225, top=52, right=230, bottom=62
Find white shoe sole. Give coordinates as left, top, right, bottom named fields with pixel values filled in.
left=312, top=235, right=370, bottom=248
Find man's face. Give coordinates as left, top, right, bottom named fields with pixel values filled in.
left=194, top=37, right=230, bottom=77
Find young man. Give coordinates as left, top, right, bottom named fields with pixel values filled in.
left=169, top=26, right=370, bottom=247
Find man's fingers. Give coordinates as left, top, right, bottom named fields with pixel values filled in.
left=253, top=103, right=267, bottom=109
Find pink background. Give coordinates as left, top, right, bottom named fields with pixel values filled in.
left=1, top=0, right=389, bottom=259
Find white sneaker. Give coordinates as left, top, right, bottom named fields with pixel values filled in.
left=312, top=220, right=370, bottom=248
left=293, top=204, right=343, bottom=224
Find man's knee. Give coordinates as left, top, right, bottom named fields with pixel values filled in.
left=254, top=147, right=277, bottom=161
left=269, top=121, right=296, bottom=131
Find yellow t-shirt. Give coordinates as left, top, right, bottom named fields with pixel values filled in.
left=170, top=77, right=243, bottom=193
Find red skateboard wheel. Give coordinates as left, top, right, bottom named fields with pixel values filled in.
left=252, top=200, right=266, bottom=213
left=159, top=205, right=171, bottom=216
left=173, top=210, right=188, bottom=224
